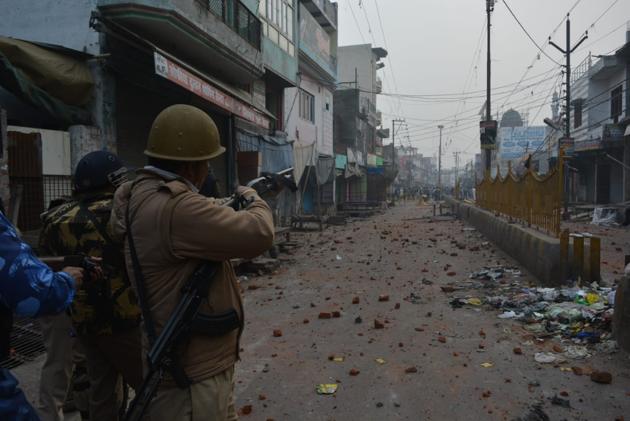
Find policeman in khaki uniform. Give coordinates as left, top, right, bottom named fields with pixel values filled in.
left=39, top=151, right=142, bottom=421
left=110, top=104, right=275, bottom=421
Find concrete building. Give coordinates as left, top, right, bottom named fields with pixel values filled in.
left=393, top=146, right=437, bottom=195
left=0, top=0, right=296, bottom=229
left=334, top=44, right=391, bottom=208
left=569, top=31, right=630, bottom=205
left=282, top=0, right=338, bottom=216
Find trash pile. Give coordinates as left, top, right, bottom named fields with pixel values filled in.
left=449, top=266, right=617, bottom=350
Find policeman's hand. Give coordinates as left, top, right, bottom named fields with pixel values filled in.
left=62, top=267, right=84, bottom=287
left=86, top=257, right=104, bottom=281
left=236, top=186, right=256, bottom=209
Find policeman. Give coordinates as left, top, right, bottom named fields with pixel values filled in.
left=0, top=208, right=83, bottom=420
left=39, top=151, right=142, bottom=421
left=110, top=104, right=274, bottom=421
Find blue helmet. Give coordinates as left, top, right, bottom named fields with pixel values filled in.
left=73, top=151, right=127, bottom=193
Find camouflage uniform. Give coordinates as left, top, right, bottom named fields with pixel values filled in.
left=38, top=193, right=142, bottom=421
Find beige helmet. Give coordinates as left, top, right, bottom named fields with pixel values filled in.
left=144, top=104, right=226, bottom=161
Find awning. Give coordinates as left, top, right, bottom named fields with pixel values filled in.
left=0, top=37, right=93, bottom=125
left=236, top=128, right=293, bottom=173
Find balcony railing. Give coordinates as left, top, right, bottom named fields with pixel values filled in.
left=304, top=0, right=337, bottom=30
left=201, top=0, right=261, bottom=49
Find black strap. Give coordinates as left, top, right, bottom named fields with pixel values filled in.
left=125, top=184, right=158, bottom=345
left=79, top=201, right=114, bottom=245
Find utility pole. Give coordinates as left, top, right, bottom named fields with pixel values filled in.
left=453, top=151, right=461, bottom=182
left=485, top=0, right=494, bottom=173
left=392, top=119, right=405, bottom=203
left=438, top=125, right=444, bottom=199
left=392, top=118, right=405, bottom=162
left=549, top=14, right=588, bottom=217
left=479, top=0, right=498, bottom=176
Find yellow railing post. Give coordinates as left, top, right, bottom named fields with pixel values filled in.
left=560, top=229, right=570, bottom=282
left=573, top=235, right=584, bottom=281
left=590, top=237, right=601, bottom=282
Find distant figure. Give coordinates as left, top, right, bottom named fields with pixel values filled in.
left=199, top=168, right=221, bottom=198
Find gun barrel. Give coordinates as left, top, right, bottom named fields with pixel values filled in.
left=40, top=257, right=66, bottom=272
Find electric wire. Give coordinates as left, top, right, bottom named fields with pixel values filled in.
left=502, top=0, right=563, bottom=66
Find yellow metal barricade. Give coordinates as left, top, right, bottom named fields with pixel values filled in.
left=476, top=161, right=562, bottom=237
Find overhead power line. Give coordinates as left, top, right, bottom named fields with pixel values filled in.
left=502, top=0, right=563, bottom=66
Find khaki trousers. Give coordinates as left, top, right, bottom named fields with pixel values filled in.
left=80, top=328, right=143, bottom=421
left=149, top=366, right=238, bottom=421
left=37, top=313, right=89, bottom=421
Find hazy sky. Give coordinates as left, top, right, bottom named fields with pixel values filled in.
left=337, top=0, right=630, bottom=168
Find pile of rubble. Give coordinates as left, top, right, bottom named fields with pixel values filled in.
left=449, top=266, right=618, bottom=355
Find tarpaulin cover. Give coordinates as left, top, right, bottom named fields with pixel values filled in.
left=316, top=156, right=335, bottom=185
left=335, top=154, right=347, bottom=170
left=236, top=128, right=294, bottom=173
left=345, top=163, right=363, bottom=179
left=293, top=141, right=316, bottom=184
left=0, top=37, right=93, bottom=124
left=367, top=166, right=384, bottom=175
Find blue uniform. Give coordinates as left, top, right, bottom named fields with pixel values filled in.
left=0, top=211, right=76, bottom=420
left=0, top=212, right=75, bottom=317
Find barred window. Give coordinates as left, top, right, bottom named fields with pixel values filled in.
left=573, top=99, right=583, bottom=129
left=299, top=89, right=315, bottom=123
left=611, top=85, right=622, bottom=122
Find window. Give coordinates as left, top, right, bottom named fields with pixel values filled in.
left=573, top=99, right=583, bottom=129
left=611, top=85, right=623, bottom=122
left=299, top=89, right=315, bottom=123
left=262, top=0, right=294, bottom=47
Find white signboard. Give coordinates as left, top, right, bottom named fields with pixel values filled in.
left=498, top=126, right=546, bottom=160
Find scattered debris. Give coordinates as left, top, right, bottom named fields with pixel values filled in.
left=374, top=319, right=385, bottom=329
left=534, top=352, right=558, bottom=364
left=590, top=371, right=613, bottom=384
left=550, top=395, right=571, bottom=408
left=480, top=362, right=493, bottom=368
left=513, top=405, right=550, bottom=421
left=349, top=368, right=360, bottom=376
left=404, top=366, right=418, bottom=373
left=316, top=384, right=338, bottom=395
left=272, top=329, right=283, bottom=337
left=239, top=405, right=253, bottom=415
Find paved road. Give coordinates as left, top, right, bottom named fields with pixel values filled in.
left=234, top=203, right=630, bottom=420
left=13, top=203, right=630, bottom=420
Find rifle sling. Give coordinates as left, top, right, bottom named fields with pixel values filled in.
left=125, top=198, right=158, bottom=345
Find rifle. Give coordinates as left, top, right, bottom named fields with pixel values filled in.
left=40, top=255, right=99, bottom=273
left=123, top=262, right=240, bottom=421
left=228, top=167, right=297, bottom=210
left=124, top=168, right=296, bottom=421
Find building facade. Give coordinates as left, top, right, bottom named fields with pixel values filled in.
left=282, top=0, right=338, bottom=216
left=0, top=0, right=297, bottom=228
left=334, top=44, right=391, bottom=208
left=569, top=33, right=630, bottom=205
